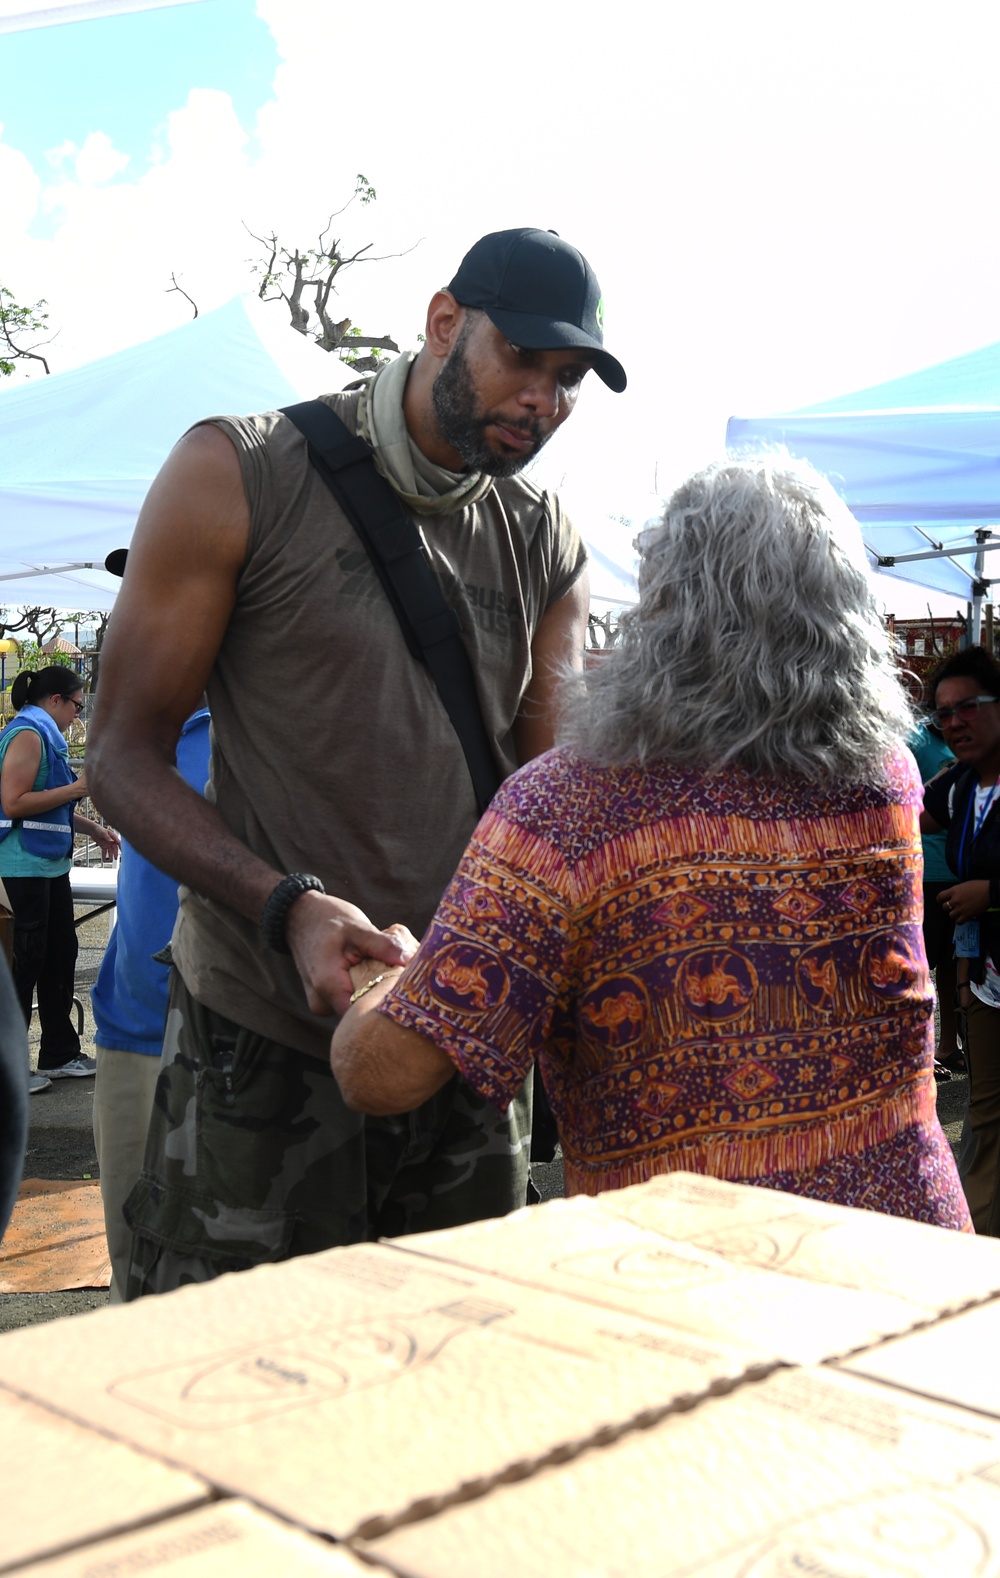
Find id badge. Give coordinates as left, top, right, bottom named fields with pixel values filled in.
left=955, top=920, right=980, bottom=958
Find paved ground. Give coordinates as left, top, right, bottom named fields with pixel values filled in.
left=0, top=912, right=970, bottom=1332
left=2, top=912, right=109, bottom=1331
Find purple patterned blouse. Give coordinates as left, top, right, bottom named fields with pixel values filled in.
left=379, top=747, right=970, bottom=1230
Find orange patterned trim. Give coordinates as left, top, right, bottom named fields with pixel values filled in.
left=571, top=804, right=918, bottom=895
left=562, top=1078, right=936, bottom=1197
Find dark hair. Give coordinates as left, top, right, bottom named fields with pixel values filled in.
left=927, top=645, right=1000, bottom=703
left=10, top=666, right=84, bottom=713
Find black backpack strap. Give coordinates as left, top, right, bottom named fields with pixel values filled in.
left=281, top=399, right=503, bottom=815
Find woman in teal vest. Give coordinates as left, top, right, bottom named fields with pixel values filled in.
left=0, top=666, right=119, bottom=1085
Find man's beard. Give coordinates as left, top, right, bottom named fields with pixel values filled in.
left=432, top=333, right=547, bottom=478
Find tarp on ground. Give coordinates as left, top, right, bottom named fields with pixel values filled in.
left=726, top=338, right=1000, bottom=602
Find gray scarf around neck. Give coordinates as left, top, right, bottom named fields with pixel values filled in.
left=356, top=352, right=494, bottom=517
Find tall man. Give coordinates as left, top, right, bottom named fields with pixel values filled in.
left=88, top=227, right=627, bottom=1297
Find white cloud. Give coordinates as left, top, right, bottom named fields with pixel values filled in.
left=73, top=130, right=131, bottom=185
left=2, top=0, right=1000, bottom=618
left=42, top=130, right=130, bottom=185
left=0, top=139, right=41, bottom=235
left=3, top=88, right=256, bottom=365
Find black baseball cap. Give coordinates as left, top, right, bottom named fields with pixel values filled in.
left=447, top=228, right=627, bottom=393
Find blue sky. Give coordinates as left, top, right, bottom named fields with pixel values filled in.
left=3, top=0, right=1000, bottom=617
left=1, top=0, right=275, bottom=195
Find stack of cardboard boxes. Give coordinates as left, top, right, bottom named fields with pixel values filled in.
left=3, top=1172, right=1000, bottom=1574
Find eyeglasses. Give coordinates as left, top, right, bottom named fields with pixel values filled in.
left=930, top=695, right=999, bottom=728
left=61, top=696, right=85, bottom=715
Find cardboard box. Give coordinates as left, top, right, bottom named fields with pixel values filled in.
left=0, top=1240, right=770, bottom=1543
left=600, top=1171, right=1000, bottom=1315
left=18, top=1500, right=391, bottom=1577
left=8, top=1177, right=1000, bottom=1571
left=391, top=1174, right=995, bottom=1363
left=841, top=1297, right=1000, bottom=1420
left=0, top=1387, right=208, bottom=1573
left=364, top=1365, right=1000, bottom=1578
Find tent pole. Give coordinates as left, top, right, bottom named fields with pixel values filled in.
left=972, top=529, right=993, bottom=646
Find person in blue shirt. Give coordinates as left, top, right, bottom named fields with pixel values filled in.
left=91, top=705, right=210, bottom=1301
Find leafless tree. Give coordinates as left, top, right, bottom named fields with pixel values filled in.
left=245, top=175, right=414, bottom=373
left=166, top=272, right=199, bottom=319
left=0, top=607, right=116, bottom=692
left=587, top=611, right=625, bottom=649
left=0, top=607, right=63, bottom=645
left=79, top=609, right=113, bottom=690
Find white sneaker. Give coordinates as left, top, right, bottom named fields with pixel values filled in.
left=43, top=1055, right=97, bottom=1080
left=29, top=1072, right=52, bottom=1094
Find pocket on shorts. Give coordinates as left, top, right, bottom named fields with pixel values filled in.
left=123, top=1172, right=296, bottom=1296
left=200, top=1019, right=266, bottom=1103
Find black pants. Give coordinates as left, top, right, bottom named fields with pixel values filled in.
left=4, top=873, right=80, bottom=1069
left=958, top=994, right=1000, bottom=1235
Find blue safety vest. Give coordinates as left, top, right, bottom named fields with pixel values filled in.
left=0, top=704, right=77, bottom=859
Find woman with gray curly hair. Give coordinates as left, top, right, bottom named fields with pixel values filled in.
left=331, top=456, right=969, bottom=1230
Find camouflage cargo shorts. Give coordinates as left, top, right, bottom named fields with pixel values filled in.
left=123, top=971, right=532, bottom=1299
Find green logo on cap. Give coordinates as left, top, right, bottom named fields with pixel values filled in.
left=596, top=296, right=605, bottom=332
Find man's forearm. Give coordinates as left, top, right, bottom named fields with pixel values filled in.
left=90, top=734, right=410, bottom=1019
left=90, top=740, right=279, bottom=923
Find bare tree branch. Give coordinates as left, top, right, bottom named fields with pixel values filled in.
left=343, top=355, right=383, bottom=375
left=244, top=224, right=280, bottom=300
left=166, top=272, right=199, bottom=318
left=1, top=607, right=62, bottom=644
left=0, top=286, right=55, bottom=376
left=244, top=184, right=418, bottom=369
left=284, top=250, right=312, bottom=336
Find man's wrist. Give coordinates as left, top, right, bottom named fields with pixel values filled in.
left=261, top=873, right=326, bottom=954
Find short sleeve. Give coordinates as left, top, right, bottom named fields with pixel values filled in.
left=377, top=792, right=574, bottom=1112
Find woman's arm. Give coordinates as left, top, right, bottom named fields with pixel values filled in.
left=333, top=779, right=572, bottom=1119
left=72, top=814, right=121, bottom=862
left=331, top=960, right=454, bottom=1114
left=0, top=732, right=85, bottom=820
left=330, top=926, right=452, bottom=1113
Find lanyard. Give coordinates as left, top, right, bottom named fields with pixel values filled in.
left=959, top=779, right=999, bottom=879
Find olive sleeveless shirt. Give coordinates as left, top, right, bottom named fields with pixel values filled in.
left=171, top=389, right=586, bottom=1058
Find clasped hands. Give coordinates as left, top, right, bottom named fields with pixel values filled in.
left=285, top=888, right=420, bottom=1018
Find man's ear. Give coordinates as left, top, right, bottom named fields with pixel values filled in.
left=424, top=290, right=465, bottom=360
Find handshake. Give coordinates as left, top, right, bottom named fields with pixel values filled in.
left=347, top=922, right=420, bottom=1007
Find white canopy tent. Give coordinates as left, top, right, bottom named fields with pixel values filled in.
left=0, top=293, right=637, bottom=614
left=0, top=1, right=204, bottom=37
left=0, top=295, right=352, bottom=611
left=726, top=338, right=1000, bottom=637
